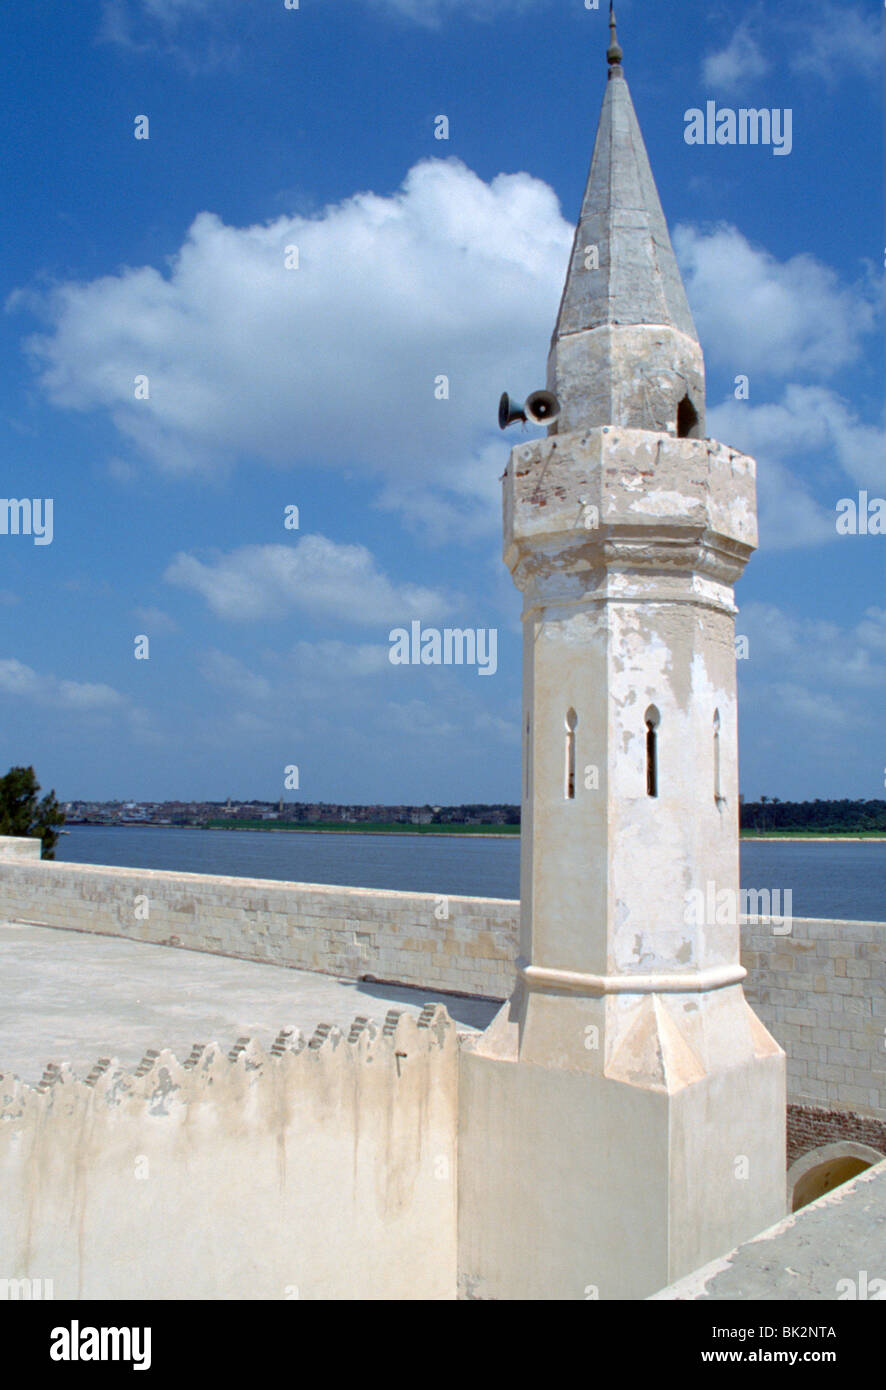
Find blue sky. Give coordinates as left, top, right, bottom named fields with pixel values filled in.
left=1, top=0, right=883, bottom=804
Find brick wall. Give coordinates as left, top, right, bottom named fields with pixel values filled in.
left=787, top=1104, right=886, bottom=1167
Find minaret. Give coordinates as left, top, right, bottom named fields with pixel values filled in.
left=458, top=8, right=786, bottom=1300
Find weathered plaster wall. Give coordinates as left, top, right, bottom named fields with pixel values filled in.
left=0, top=1008, right=458, bottom=1300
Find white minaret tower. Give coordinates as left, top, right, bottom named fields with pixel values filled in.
left=458, top=8, right=786, bottom=1300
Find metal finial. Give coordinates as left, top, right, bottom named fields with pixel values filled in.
left=607, top=0, right=623, bottom=68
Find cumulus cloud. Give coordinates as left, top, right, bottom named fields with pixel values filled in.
left=674, top=224, right=877, bottom=379
left=709, top=386, right=886, bottom=492
left=708, top=386, right=886, bottom=550
left=165, top=533, right=454, bottom=624
left=0, top=659, right=124, bottom=710
left=702, top=26, right=770, bottom=92
left=20, top=159, right=569, bottom=535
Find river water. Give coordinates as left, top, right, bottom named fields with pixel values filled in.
left=54, top=827, right=886, bottom=922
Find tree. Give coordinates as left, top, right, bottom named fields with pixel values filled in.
left=0, top=766, right=65, bottom=858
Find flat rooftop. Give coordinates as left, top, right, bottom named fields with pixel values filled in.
left=652, top=1159, right=886, bottom=1300
left=0, top=921, right=499, bottom=1084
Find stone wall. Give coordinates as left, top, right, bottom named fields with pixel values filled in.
left=0, top=1007, right=458, bottom=1300
left=0, top=846, right=882, bottom=1145
left=0, top=854, right=515, bottom=1000
left=742, top=917, right=885, bottom=1122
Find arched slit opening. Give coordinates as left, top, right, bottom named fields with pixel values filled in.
left=565, top=708, right=577, bottom=800
left=645, top=705, right=660, bottom=798
left=677, top=395, right=700, bottom=439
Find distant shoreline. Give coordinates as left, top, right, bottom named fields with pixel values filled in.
left=64, top=825, right=885, bottom=842
left=67, top=823, right=520, bottom=840
left=740, top=834, right=886, bottom=842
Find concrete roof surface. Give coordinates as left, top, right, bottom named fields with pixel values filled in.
left=0, top=921, right=498, bottom=1084
left=651, top=1159, right=886, bottom=1300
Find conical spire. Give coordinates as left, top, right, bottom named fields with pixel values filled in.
left=547, top=15, right=705, bottom=437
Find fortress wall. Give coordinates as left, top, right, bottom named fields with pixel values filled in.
left=742, top=916, right=886, bottom=1162
left=0, top=1009, right=458, bottom=1300
left=0, top=845, right=882, bottom=1144
left=0, top=853, right=515, bottom=1001
left=742, top=916, right=885, bottom=1119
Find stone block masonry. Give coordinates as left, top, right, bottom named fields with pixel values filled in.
left=743, top=915, right=885, bottom=1126
left=0, top=853, right=516, bottom=1001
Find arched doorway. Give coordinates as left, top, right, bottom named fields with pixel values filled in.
left=787, top=1142, right=884, bottom=1212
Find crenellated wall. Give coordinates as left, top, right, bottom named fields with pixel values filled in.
left=0, top=1006, right=458, bottom=1300
left=0, top=844, right=882, bottom=1164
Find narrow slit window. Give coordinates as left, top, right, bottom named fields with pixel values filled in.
left=713, top=709, right=722, bottom=803
left=565, top=709, right=577, bottom=800
left=645, top=705, right=660, bottom=798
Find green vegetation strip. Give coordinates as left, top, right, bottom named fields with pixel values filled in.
left=205, top=819, right=520, bottom=835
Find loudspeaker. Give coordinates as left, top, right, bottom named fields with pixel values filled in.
left=498, top=390, right=561, bottom=430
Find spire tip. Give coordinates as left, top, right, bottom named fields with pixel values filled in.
left=607, top=0, right=623, bottom=70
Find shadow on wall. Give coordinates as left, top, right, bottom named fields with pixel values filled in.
left=788, top=1142, right=885, bottom=1212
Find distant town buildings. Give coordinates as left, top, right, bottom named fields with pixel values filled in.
left=61, top=800, right=522, bottom=828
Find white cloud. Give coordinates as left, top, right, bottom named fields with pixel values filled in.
left=708, top=385, right=886, bottom=551
left=199, top=650, right=272, bottom=701
left=789, top=3, right=881, bottom=84
left=360, top=0, right=536, bottom=24
left=0, top=659, right=124, bottom=710
left=739, top=603, right=886, bottom=694
left=107, top=0, right=537, bottom=32
left=291, top=640, right=390, bottom=678
left=674, top=224, right=877, bottom=379
left=710, top=385, right=886, bottom=493
left=735, top=601, right=886, bottom=795
left=702, top=26, right=770, bottom=93
left=133, top=605, right=179, bottom=634
left=19, top=159, right=570, bottom=536
left=98, top=0, right=236, bottom=68
left=165, top=533, right=454, bottom=624
left=702, top=5, right=880, bottom=94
